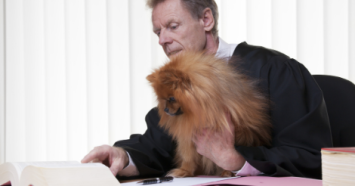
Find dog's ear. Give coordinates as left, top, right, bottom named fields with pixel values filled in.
left=160, top=69, right=191, bottom=91
left=146, top=73, right=156, bottom=83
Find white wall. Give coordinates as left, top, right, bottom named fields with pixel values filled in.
left=350, top=0, right=355, bottom=81
left=0, top=0, right=5, bottom=164
left=0, top=0, right=354, bottom=163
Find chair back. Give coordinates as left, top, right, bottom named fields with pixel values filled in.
left=313, top=75, right=355, bottom=147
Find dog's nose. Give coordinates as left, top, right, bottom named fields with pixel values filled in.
left=164, top=107, right=169, bottom=113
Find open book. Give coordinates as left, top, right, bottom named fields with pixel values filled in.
left=0, top=161, right=121, bottom=186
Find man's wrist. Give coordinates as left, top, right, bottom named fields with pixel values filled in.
left=219, top=149, right=246, bottom=171
left=233, top=161, right=263, bottom=176
left=123, top=150, right=129, bottom=168
left=116, top=150, right=140, bottom=176
left=114, top=147, right=129, bottom=168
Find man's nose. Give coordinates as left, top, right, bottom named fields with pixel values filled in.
left=158, top=30, right=172, bottom=46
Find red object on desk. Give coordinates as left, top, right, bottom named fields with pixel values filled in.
left=193, top=176, right=322, bottom=186
left=322, top=147, right=355, bottom=153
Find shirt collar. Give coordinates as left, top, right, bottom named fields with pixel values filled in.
left=215, top=37, right=238, bottom=60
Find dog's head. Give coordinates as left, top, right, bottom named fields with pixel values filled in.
left=147, top=67, right=191, bottom=116
left=147, top=52, right=227, bottom=126
left=147, top=52, right=251, bottom=141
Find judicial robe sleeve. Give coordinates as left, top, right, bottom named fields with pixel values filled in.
left=232, top=42, right=333, bottom=179
left=113, top=108, right=176, bottom=178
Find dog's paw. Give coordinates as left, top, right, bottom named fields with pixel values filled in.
left=220, top=170, right=234, bottom=177
left=167, top=168, right=194, bottom=178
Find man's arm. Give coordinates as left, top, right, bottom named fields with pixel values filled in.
left=231, top=42, right=333, bottom=179
left=116, top=151, right=140, bottom=176
left=81, top=145, right=129, bottom=176
left=114, top=108, right=177, bottom=178
left=82, top=108, right=175, bottom=178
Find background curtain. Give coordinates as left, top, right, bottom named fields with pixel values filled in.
left=0, top=0, right=354, bottom=164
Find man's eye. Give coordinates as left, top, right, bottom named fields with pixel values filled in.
left=170, top=24, right=178, bottom=30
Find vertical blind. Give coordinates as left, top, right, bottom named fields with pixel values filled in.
left=0, top=0, right=354, bottom=163
left=0, top=0, right=4, bottom=164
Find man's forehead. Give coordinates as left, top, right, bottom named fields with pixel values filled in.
left=152, top=0, right=184, bottom=28
left=153, top=16, right=179, bottom=27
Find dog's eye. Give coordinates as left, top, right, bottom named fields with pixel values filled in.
left=168, top=97, right=176, bottom=102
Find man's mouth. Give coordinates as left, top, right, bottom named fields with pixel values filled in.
left=168, top=50, right=182, bottom=57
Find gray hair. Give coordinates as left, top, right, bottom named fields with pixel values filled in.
left=147, top=0, right=219, bottom=37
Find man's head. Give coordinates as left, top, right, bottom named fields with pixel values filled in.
left=148, top=0, right=219, bottom=58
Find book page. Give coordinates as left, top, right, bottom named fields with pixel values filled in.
left=11, top=161, right=105, bottom=178
left=20, top=163, right=120, bottom=186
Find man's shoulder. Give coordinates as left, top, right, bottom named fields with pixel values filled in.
left=233, top=42, right=290, bottom=62
left=230, top=42, right=303, bottom=81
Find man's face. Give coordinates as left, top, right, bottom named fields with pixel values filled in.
left=152, top=0, right=207, bottom=58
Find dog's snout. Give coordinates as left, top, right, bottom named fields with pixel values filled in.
left=164, top=107, right=169, bottom=113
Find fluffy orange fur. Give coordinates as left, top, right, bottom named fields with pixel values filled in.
left=147, top=52, right=271, bottom=177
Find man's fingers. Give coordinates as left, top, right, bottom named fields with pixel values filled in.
left=109, top=159, right=125, bottom=176
left=81, top=146, right=108, bottom=163
left=91, top=158, right=100, bottom=163
left=81, top=151, right=96, bottom=163
left=193, top=128, right=211, bottom=145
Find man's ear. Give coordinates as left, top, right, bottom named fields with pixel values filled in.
left=201, top=8, right=215, bottom=32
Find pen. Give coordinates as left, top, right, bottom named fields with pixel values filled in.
left=136, top=176, right=174, bottom=185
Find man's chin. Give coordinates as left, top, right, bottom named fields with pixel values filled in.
left=167, top=50, right=182, bottom=58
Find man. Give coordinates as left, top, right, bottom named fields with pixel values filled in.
left=82, top=0, right=332, bottom=179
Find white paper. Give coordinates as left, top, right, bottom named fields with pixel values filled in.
left=120, top=177, right=236, bottom=186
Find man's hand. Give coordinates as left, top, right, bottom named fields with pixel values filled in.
left=81, top=145, right=129, bottom=176
left=192, top=112, right=246, bottom=171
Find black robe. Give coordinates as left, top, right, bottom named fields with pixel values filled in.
left=114, top=42, right=333, bottom=179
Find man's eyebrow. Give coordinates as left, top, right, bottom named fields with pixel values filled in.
left=153, top=27, right=160, bottom=33
left=153, top=18, right=177, bottom=33
left=165, top=19, right=176, bottom=27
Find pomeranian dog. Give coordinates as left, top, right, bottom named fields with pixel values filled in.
left=146, top=52, right=271, bottom=177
